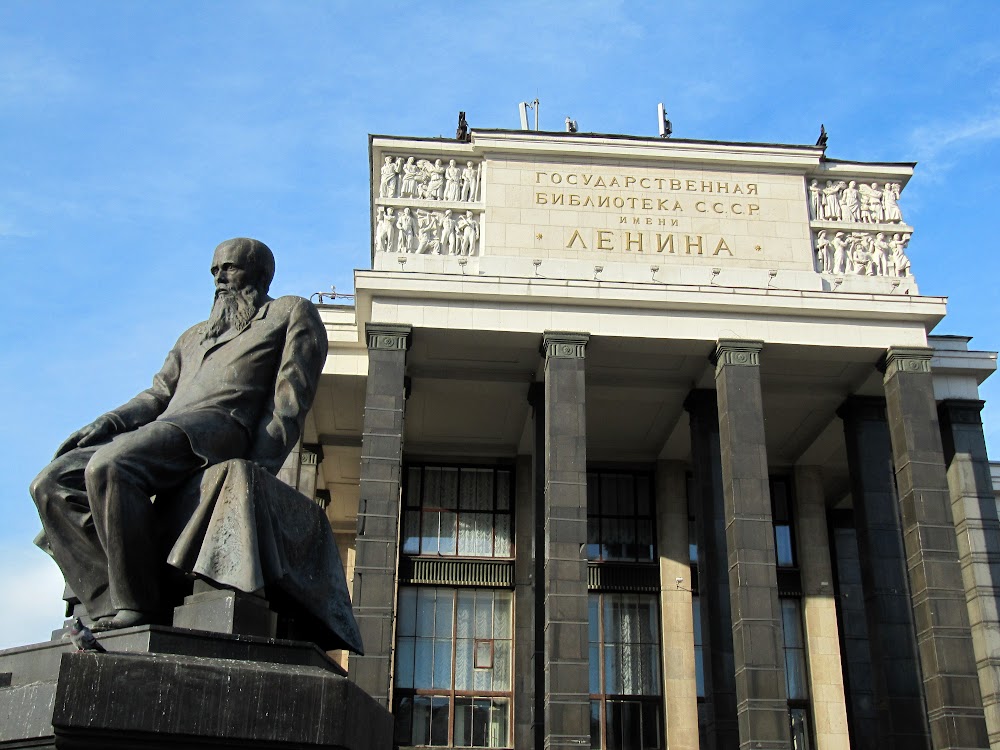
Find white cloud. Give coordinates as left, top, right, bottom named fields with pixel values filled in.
left=0, top=546, right=67, bottom=650
left=907, top=111, right=1000, bottom=179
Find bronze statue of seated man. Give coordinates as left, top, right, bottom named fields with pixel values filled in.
left=30, top=238, right=355, bottom=649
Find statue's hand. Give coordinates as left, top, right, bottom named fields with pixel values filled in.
left=54, top=414, right=118, bottom=458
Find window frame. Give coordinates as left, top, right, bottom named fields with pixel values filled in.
left=393, top=585, right=514, bottom=749
left=401, top=463, right=515, bottom=560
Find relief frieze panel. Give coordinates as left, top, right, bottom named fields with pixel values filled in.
left=378, top=155, right=482, bottom=203
left=807, top=177, right=916, bottom=280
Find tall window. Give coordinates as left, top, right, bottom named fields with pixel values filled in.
left=770, top=477, right=795, bottom=567
left=394, top=587, right=513, bottom=748
left=691, top=595, right=705, bottom=699
left=588, top=593, right=663, bottom=750
left=781, top=598, right=813, bottom=750
left=587, top=471, right=654, bottom=562
left=402, top=466, right=512, bottom=558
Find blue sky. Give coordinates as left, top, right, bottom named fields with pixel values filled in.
left=2, top=1, right=999, bottom=648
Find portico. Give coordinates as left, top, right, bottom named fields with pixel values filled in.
left=298, top=130, right=998, bottom=750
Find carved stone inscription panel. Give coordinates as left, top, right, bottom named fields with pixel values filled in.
left=483, top=158, right=813, bottom=271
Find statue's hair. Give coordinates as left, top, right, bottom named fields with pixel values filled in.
left=216, top=237, right=275, bottom=293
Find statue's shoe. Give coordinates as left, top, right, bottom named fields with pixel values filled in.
left=91, top=609, right=156, bottom=631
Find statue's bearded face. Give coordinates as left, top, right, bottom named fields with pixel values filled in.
left=202, top=242, right=262, bottom=341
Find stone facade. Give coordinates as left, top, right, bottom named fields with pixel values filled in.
left=297, top=129, right=1000, bottom=749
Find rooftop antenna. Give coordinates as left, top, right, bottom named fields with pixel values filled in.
left=565, top=116, right=578, bottom=133
left=657, top=102, right=672, bottom=138
left=519, top=99, right=539, bottom=131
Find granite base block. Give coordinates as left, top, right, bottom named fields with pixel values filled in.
left=0, top=626, right=391, bottom=749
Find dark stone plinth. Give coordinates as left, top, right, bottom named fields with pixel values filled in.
left=172, top=583, right=278, bottom=639
left=0, top=626, right=390, bottom=749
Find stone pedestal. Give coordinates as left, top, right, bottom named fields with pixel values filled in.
left=172, top=580, right=278, bottom=639
left=0, top=626, right=392, bottom=749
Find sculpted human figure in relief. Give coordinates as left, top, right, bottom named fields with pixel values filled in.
left=425, top=159, right=446, bottom=201
left=375, top=207, right=395, bottom=253
left=831, top=232, right=849, bottom=274
left=461, top=161, right=478, bottom=202
left=815, top=230, right=832, bottom=273
left=440, top=209, right=457, bottom=255
left=396, top=207, right=415, bottom=253
left=379, top=156, right=400, bottom=198
left=443, top=159, right=461, bottom=202
left=457, top=211, right=479, bottom=256
left=809, top=180, right=823, bottom=221
left=30, top=239, right=326, bottom=631
left=883, top=182, right=902, bottom=223
left=400, top=157, right=419, bottom=199
left=841, top=181, right=860, bottom=223
left=823, top=180, right=843, bottom=221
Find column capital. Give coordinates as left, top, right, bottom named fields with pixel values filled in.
left=711, top=339, right=763, bottom=377
left=540, top=331, right=589, bottom=360
left=836, top=395, right=887, bottom=422
left=879, top=346, right=932, bottom=378
left=683, top=388, right=718, bottom=416
left=938, top=398, right=986, bottom=425
left=365, top=322, right=412, bottom=351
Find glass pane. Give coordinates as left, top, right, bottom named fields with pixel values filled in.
left=790, top=707, right=812, bottom=750
left=406, top=467, right=422, bottom=507
left=605, top=643, right=621, bottom=693
left=422, top=510, right=440, bottom=555
left=433, top=638, right=452, bottom=688
left=440, top=467, right=458, bottom=509
left=495, top=513, right=511, bottom=557
left=590, top=701, right=601, bottom=750
left=414, top=640, right=433, bottom=688
left=635, top=521, right=654, bottom=561
left=472, top=513, right=493, bottom=556
left=458, top=512, right=476, bottom=556
left=416, top=589, right=435, bottom=636
left=617, top=475, right=636, bottom=515
left=436, top=592, right=454, bottom=638
left=396, top=638, right=415, bottom=688
left=472, top=699, right=489, bottom=747
left=424, top=467, right=440, bottom=508
left=496, top=470, right=511, bottom=510
left=437, top=511, right=456, bottom=555
left=493, top=640, right=511, bottom=689
left=786, top=649, right=808, bottom=700
left=475, top=640, right=493, bottom=668
left=635, top=474, right=651, bottom=515
left=402, top=509, right=420, bottom=555
left=587, top=473, right=599, bottom=515
left=395, top=695, right=413, bottom=746
left=430, top=697, right=450, bottom=745
left=607, top=700, right=642, bottom=750
left=475, top=469, right=493, bottom=511
left=455, top=636, right=473, bottom=690
left=398, top=588, right=417, bottom=637
left=493, top=593, right=511, bottom=638
left=642, top=701, right=662, bottom=749
left=589, top=594, right=600, bottom=644
left=589, top=643, right=601, bottom=694
left=695, top=646, right=705, bottom=697
left=474, top=591, right=492, bottom=638
left=782, top=599, right=804, bottom=647
left=488, top=698, right=509, bottom=748
left=459, top=469, right=477, bottom=510
left=457, top=590, right=475, bottom=638
left=454, top=697, right=472, bottom=747
left=691, top=596, right=702, bottom=646
left=775, top=525, right=794, bottom=566
left=412, top=695, right=432, bottom=746
left=601, top=474, right=621, bottom=514
left=587, top=515, right=601, bottom=560
left=771, top=478, right=789, bottom=520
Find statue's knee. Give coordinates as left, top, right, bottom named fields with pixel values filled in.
left=29, top=469, right=55, bottom=508
left=83, top=450, right=119, bottom=490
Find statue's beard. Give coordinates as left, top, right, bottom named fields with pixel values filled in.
left=202, top=286, right=260, bottom=341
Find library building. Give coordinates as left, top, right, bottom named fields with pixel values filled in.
left=293, top=125, right=1000, bottom=750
